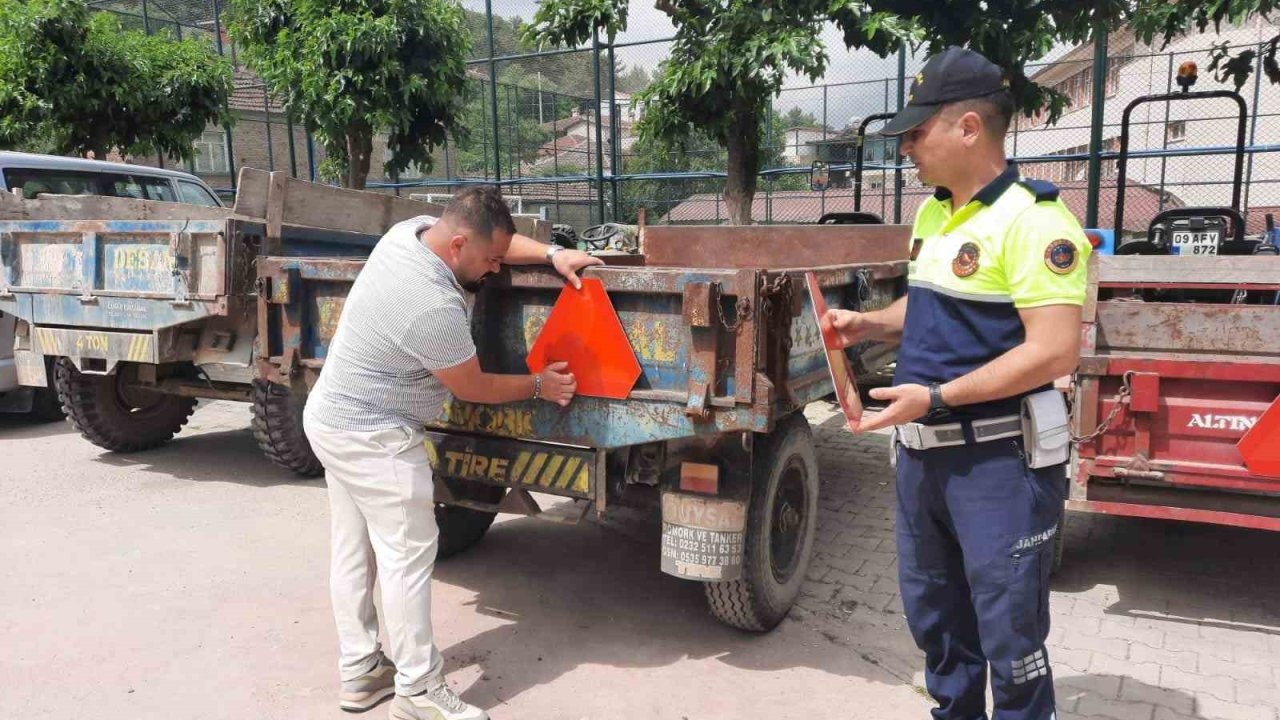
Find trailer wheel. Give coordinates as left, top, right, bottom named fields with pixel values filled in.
left=54, top=358, right=195, bottom=452
left=705, top=413, right=819, bottom=631
left=251, top=381, right=323, bottom=478
left=437, top=479, right=507, bottom=560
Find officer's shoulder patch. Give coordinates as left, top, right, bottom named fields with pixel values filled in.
left=1044, top=239, right=1078, bottom=274
left=1017, top=178, right=1060, bottom=203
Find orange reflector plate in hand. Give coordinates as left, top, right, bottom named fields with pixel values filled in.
left=805, top=272, right=862, bottom=432
left=1238, top=396, right=1280, bottom=478
left=526, top=278, right=642, bottom=400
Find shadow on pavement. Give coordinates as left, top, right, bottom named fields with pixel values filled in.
left=90, top=426, right=319, bottom=489
left=432, top=500, right=921, bottom=711
left=0, top=412, right=76, bottom=440
left=1056, top=673, right=1206, bottom=719
left=1053, top=510, right=1280, bottom=636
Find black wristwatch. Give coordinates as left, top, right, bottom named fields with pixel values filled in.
left=928, top=382, right=948, bottom=413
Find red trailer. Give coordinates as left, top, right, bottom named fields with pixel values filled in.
left=1070, top=253, right=1280, bottom=534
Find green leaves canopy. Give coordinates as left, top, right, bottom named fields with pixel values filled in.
left=227, top=0, right=471, bottom=188
left=0, top=0, right=232, bottom=160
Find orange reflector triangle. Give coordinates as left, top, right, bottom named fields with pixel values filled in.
left=1238, top=395, right=1280, bottom=478
left=526, top=278, right=641, bottom=400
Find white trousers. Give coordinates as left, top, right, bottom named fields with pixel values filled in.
left=303, top=416, right=443, bottom=696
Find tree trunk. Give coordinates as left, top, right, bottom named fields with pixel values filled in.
left=345, top=127, right=373, bottom=190
left=723, top=104, right=761, bottom=225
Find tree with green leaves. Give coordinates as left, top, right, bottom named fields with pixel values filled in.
left=227, top=0, right=470, bottom=189
left=780, top=107, right=822, bottom=130
left=618, top=109, right=803, bottom=222
left=525, top=1, right=910, bottom=224
left=525, top=0, right=1280, bottom=224
left=451, top=73, right=554, bottom=178
left=0, top=0, right=231, bottom=162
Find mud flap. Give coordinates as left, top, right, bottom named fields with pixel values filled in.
left=659, top=491, right=747, bottom=581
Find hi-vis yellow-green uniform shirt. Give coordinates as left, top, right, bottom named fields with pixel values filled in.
left=895, top=164, right=1091, bottom=424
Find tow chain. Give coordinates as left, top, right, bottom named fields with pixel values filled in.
left=1070, top=371, right=1134, bottom=445
left=724, top=273, right=791, bottom=333
left=717, top=294, right=753, bottom=333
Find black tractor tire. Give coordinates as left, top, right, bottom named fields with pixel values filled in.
left=436, top=479, right=507, bottom=560
left=54, top=358, right=196, bottom=452
left=705, top=413, right=820, bottom=631
left=251, top=381, right=323, bottom=478
left=551, top=223, right=579, bottom=249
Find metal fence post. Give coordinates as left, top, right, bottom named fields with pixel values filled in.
left=211, top=0, right=236, bottom=192
left=1157, top=51, right=1174, bottom=214
left=286, top=114, right=299, bottom=178
left=609, top=43, right=619, bottom=222
left=485, top=0, right=501, bottom=180
left=821, top=84, right=828, bottom=220
left=1085, top=29, right=1108, bottom=229
left=592, top=32, right=606, bottom=225
left=894, top=48, right=905, bottom=223
left=263, top=92, right=275, bottom=170
left=306, top=132, right=317, bottom=182
left=1245, top=44, right=1265, bottom=215
left=766, top=98, right=774, bottom=223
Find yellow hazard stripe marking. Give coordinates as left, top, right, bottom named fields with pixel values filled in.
left=556, top=457, right=582, bottom=489
left=538, top=455, right=565, bottom=488
left=511, top=451, right=532, bottom=482
left=127, top=334, right=141, bottom=362
left=571, top=465, right=590, bottom=493
left=523, top=453, right=548, bottom=485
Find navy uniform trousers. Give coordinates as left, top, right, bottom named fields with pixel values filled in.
left=896, top=437, right=1065, bottom=720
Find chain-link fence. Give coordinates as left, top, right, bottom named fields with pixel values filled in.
left=76, top=2, right=1280, bottom=236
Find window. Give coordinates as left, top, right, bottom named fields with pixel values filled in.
left=1040, top=137, right=1121, bottom=181
left=104, top=174, right=177, bottom=202
left=1167, top=120, right=1186, bottom=144
left=178, top=180, right=221, bottom=207
left=1106, top=53, right=1131, bottom=98
left=193, top=130, right=230, bottom=174
left=4, top=169, right=102, bottom=197
left=1055, top=67, right=1093, bottom=112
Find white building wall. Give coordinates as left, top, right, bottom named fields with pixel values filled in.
left=1014, top=18, right=1280, bottom=211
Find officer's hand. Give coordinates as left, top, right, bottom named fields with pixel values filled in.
left=821, top=309, right=868, bottom=349
left=552, top=249, right=605, bottom=290
left=537, top=361, right=577, bottom=407
left=858, top=384, right=930, bottom=433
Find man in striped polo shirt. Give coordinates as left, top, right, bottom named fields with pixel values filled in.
left=303, top=186, right=601, bottom=720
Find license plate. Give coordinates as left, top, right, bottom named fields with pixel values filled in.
left=1172, top=230, right=1219, bottom=255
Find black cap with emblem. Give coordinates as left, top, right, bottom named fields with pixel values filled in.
left=880, top=46, right=1009, bottom=137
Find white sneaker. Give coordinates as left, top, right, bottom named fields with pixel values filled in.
left=388, top=681, right=488, bottom=720
left=339, top=655, right=397, bottom=712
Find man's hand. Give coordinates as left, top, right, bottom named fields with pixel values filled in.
left=537, top=361, right=577, bottom=407
left=821, top=309, right=870, bottom=349
left=858, top=384, right=930, bottom=433
left=551, top=249, right=605, bottom=289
